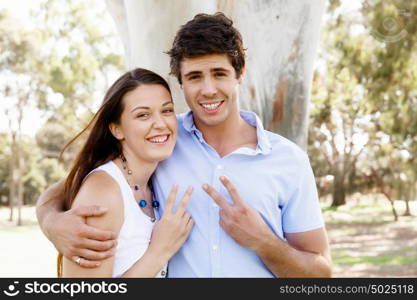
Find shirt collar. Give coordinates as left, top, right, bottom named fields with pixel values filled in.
left=182, top=110, right=272, bottom=155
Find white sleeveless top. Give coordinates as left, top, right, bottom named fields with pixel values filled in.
left=87, top=161, right=167, bottom=278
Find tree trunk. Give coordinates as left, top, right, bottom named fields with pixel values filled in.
left=8, top=132, right=16, bottom=222
left=106, top=0, right=325, bottom=150
left=16, top=145, right=24, bottom=226
left=331, top=175, right=346, bottom=207
left=403, top=198, right=411, bottom=216
left=403, top=183, right=411, bottom=216
left=382, top=190, right=398, bottom=222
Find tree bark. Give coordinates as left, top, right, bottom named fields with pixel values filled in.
left=8, top=136, right=15, bottom=222
left=331, top=173, right=346, bottom=207
left=106, top=0, right=325, bottom=150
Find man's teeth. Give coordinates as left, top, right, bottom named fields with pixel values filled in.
left=201, top=102, right=221, bottom=110
left=149, top=135, right=168, bottom=143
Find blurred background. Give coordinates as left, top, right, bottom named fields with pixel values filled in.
left=0, top=0, right=416, bottom=277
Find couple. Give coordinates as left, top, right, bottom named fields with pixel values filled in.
left=37, top=12, right=332, bottom=278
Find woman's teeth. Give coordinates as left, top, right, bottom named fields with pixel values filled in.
left=148, top=135, right=169, bottom=143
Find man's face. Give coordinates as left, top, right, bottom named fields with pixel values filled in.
left=180, top=54, right=243, bottom=129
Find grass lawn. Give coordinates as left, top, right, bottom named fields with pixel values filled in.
left=323, top=195, right=417, bottom=277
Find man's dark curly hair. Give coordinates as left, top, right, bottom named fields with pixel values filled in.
left=167, top=12, right=246, bottom=84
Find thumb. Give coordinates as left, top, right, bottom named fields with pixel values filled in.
left=72, top=205, right=108, bottom=217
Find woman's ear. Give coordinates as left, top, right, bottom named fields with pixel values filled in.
left=109, top=123, right=124, bottom=140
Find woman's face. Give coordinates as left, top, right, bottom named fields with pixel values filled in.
left=111, top=84, right=177, bottom=163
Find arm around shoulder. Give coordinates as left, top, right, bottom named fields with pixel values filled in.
left=62, top=171, right=124, bottom=277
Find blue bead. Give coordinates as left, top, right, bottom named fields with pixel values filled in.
left=152, top=200, right=160, bottom=208
left=139, top=200, right=147, bottom=207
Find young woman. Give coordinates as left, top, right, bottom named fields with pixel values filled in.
left=58, top=68, right=193, bottom=277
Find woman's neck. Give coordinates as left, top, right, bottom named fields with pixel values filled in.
left=115, top=150, right=157, bottom=192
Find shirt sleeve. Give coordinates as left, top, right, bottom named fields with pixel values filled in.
left=281, top=152, right=324, bottom=233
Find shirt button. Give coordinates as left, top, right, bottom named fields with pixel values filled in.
left=161, top=270, right=166, bottom=276
left=213, top=245, right=218, bottom=251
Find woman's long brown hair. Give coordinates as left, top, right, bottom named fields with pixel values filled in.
left=57, top=68, right=171, bottom=277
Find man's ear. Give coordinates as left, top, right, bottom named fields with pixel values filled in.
left=109, top=123, right=124, bottom=140
left=238, top=67, right=246, bottom=84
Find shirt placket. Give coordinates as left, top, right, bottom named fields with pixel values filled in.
left=208, top=160, right=225, bottom=277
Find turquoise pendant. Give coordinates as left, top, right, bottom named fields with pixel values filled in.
left=139, top=200, right=147, bottom=207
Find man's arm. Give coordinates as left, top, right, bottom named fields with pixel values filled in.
left=255, top=228, right=331, bottom=277
left=36, top=179, right=117, bottom=268
left=203, top=176, right=332, bottom=277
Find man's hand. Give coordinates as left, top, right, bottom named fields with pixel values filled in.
left=44, top=205, right=117, bottom=268
left=202, top=175, right=274, bottom=251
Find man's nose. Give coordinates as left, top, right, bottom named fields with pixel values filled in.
left=201, top=78, right=217, bottom=98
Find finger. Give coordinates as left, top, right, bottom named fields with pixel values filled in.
left=70, top=256, right=102, bottom=268
left=182, top=211, right=190, bottom=222
left=219, top=175, right=245, bottom=207
left=185, top=218, right=194, bottom=233
left=164, top=184, right=179, bottom=213
left=77, top=248, right=115, bottom=261
left=80, top=224, right=117, bottom=241
left=83, top=238, right=117, bottom=252
left=187, top=214, right=193, bottom=225
left=175, top=186, right=193, bottom=215
left=72, top=205, right=108, bottom=218
left=202, top=183, right=230, bottom=211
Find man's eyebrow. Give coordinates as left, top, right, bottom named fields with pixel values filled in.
left=211, top=67, right=230, bottom=73
left=183, top=70, right=202, bottom=77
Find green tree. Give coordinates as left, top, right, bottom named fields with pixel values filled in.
left=309, top=0, right=417, bottom=212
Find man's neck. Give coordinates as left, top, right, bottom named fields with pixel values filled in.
left=196, top=112, right=258, bottom=158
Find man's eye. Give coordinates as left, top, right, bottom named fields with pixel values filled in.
left=188, top=75, right=200, bottom=80
left=163, top=109, right=174, bottom=114
left=215, top=72, right=226, bottom=77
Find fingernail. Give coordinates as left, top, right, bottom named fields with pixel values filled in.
left=188, top=186, right=194, bottom=192
left=219, top=175, right=226, bottom=181
left=202, top=184, right=208, bottom=190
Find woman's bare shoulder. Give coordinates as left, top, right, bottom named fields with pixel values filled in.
left=72, top=170, right=124, bottom=231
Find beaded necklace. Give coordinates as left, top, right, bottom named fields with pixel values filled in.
left=119, top=155, right=159, bottom=221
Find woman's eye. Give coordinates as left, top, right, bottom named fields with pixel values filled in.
left=137, top=113, right=149, bottom=118
left=163, top=109, right=174, bottom=114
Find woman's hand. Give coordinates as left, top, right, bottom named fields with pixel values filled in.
left=148, top=184, right=194, bottom=260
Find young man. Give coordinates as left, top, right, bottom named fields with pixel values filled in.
left=37, top=13, right=331, bottom=277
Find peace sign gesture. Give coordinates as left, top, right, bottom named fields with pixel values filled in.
left=202, top=176, right=274, bottom=251
left=147, top=184, right=194, bottom=259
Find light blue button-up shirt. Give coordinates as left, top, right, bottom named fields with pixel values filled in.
left=152, top=110, right=324, bottom=277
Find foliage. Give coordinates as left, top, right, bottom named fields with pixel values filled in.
left=309, top=0, right=417, bottom=209
left=0, top=0, right=124, bottom=206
